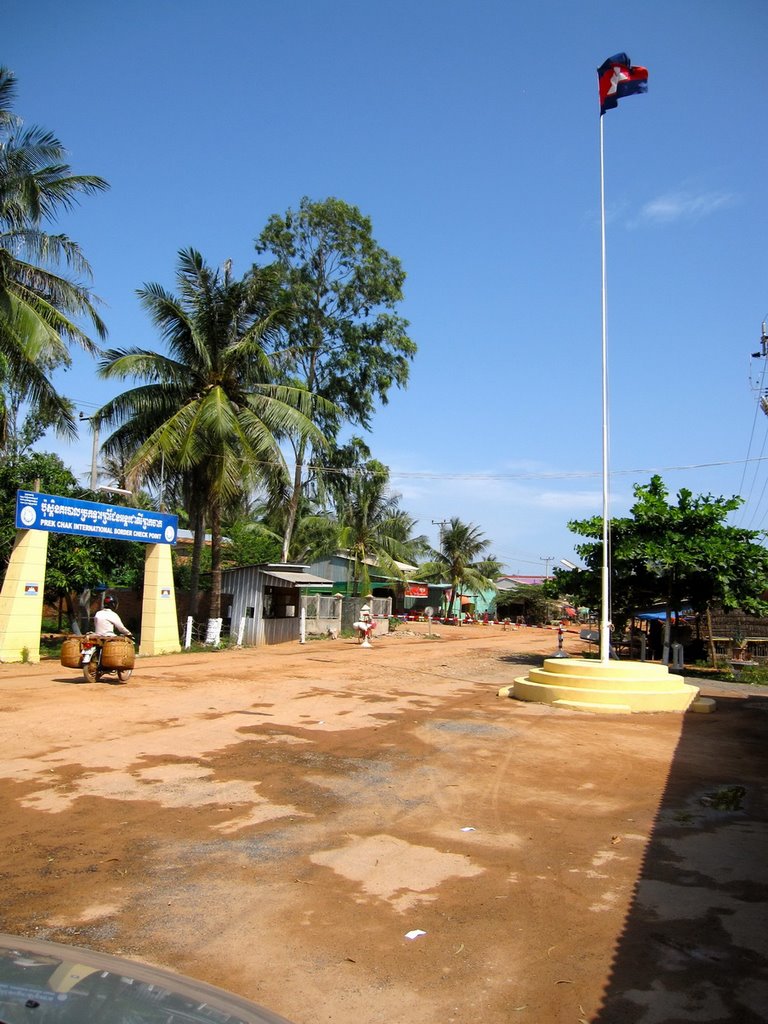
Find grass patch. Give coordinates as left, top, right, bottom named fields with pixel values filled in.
left=736, top=664, right=768, bottom=687
left=40, top=635, right=65, bottom=659
left=700, top=785, right=747, bottom=811
left=674, top=811, right=694, bottom=825
left=682, top=664, right=735, bottom=682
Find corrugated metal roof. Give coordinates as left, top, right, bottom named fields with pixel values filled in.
left=336, top=551, right=417, bottom=573
left=265, top=570, right=333, bottom=587
left=497, top=575, right=545, bottom=589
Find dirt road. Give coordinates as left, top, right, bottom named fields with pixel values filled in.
left=1, top=624, right=766, bottom=1023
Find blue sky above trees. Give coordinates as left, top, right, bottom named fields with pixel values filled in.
left=5, top=0, right=768, bottom=573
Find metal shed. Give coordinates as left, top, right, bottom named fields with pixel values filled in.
left=221, top=563, right=333, bottom=646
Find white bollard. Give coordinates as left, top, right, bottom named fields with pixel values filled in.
left=205, top=617, right=223, bottom=646
left=299, top=607, right=306, bottom=644
left=184, top=616, right=193, bottom=649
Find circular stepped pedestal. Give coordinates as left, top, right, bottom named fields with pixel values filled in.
left=512, top=657, right=699, bottom=713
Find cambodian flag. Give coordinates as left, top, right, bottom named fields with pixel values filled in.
left=597, top=53, right=648, bottom=114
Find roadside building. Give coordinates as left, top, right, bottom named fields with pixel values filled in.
left=220, top=563, right=333, bottom=646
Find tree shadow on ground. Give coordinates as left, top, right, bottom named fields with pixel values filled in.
left=498, top=653, right=549, bottom=667
left=593, top=690, right=768, bottom=1023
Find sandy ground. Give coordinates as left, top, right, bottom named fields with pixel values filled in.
left=0, top=623, right=766, bottom=1024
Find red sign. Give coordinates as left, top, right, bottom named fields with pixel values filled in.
left=405, top=583, right=428, bottom=598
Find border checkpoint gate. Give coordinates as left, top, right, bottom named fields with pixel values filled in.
left=0, top=490, right=182, bottom=663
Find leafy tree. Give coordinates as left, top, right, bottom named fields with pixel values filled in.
left=552, top=475, right=768, bottom=661
left=0, top=451, right=78, bottom=571
left=0, top=66, right=108, bottom=437
left=0, top=451, right=143, bottom=630
left=496, top=582, right=551, bottom=625
left=0, top=355, right=74, bottom=459
left=223, top=518, right=282, bottom=568
left=230, top=486, right=341, bottom=566
left=97, top=249, right=330, bottom=634
left=416, top=517, right=497, bottom=619
left=255, top=197, right=417, bottom=559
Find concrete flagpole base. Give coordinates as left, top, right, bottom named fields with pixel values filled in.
left=507, top=657, right=699, bottom=714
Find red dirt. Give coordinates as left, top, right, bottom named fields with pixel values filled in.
left=0, top=623, right=766, bottom=1023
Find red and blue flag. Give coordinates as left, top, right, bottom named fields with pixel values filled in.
left=597, top=53, right=648, bottom=114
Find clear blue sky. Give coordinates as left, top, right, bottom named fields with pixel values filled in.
left=5, top=0, right=768, bottom=573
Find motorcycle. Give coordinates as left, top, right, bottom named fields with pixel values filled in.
left=61, top=634, right=135, bottom=684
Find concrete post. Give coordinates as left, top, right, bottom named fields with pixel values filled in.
left=0, top=529, right=49, bottom=663
left=140, top=544, right=181, bottom=656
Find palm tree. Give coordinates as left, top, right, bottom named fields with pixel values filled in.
left=0, top=66, right=108, bottom=436
left=96, top=248, right=331, bottom=633
left=417, top=517, right=498, bottom=619
left=336, top=460, right=422, bottom=595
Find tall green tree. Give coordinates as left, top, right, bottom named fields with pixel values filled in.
left=255, top=197, right=417, bottom=559
left=97, top=249, right=330, bottom=634
left=0, top=352, right=74, bottom=459
left=552, top=475, right=768, bottom=661
left=0, top=66, right=108, bottom=436
left=416, top=517, right=498, bottom=619
left=335, top=460, right=423, bottom=595
left=0, top=451, right=143, bottom=631
left=496, top=582, right=551, bottom=625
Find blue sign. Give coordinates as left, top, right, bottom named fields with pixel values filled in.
left=15, top=491, right=178, bottom=545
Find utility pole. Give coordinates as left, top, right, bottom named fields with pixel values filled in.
left=751, top=319, right=768, bottom=414
left=541, top=555, right=555, bottom=627
left=78, top=412, right=131, bottom=498
left=432, top=519, right=449, bottom=551
left=432, top=519, right=451, bottom=618
left=79, top=412, right=99, bottom=491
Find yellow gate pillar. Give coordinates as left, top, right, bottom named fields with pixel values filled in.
left=0, top=529, right=49, bottom=663
left=140, top=543, right=181, bottom=656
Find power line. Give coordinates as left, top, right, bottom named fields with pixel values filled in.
left=63, top=433, right=768, bottom=484
left=389, top=456, right=768, bottom=482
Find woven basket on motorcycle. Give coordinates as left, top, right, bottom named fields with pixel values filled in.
left=100, top=636, right=135, bottom=669
left=60, top=636, right=83, bottom=668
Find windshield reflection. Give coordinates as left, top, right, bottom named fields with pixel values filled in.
left=0, top=935, right=290, bottom=1024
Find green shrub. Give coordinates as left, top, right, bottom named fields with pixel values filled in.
left=737, top=664, right=768, bottom=687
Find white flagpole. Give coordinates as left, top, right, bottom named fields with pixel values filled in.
left=598, top=113, right=611, bottom=664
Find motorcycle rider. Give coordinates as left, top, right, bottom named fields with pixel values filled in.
left=93, top=595, right=133, bottom=638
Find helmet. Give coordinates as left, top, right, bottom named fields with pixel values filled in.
left=104, top=595, right=118, bottom=610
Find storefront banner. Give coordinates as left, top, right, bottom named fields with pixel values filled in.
left=15, top=491, right=178, bottom=545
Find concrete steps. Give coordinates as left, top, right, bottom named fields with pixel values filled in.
left=512, top=657, right=699, bottom=713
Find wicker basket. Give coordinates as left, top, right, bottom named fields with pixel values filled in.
left=100, top=636, right=135, bottom=670
left=60, top=636, right=83, bottom=668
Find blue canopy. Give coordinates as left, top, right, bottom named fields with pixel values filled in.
left=635, top=609, right=692, bottom=621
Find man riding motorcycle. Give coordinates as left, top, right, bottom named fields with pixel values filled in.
left=93, top=595, right=133, bottom=639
